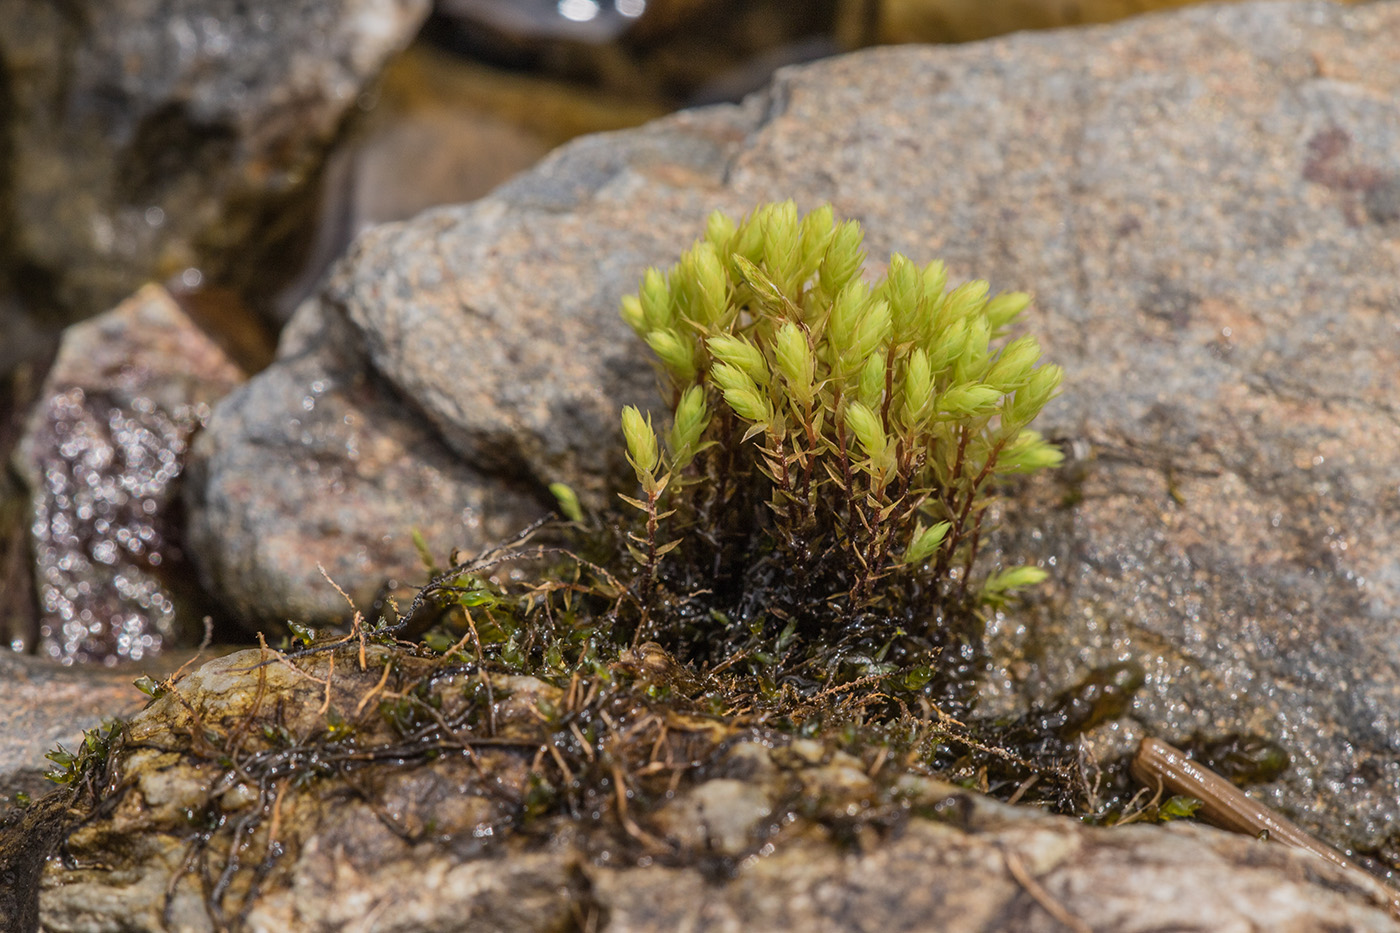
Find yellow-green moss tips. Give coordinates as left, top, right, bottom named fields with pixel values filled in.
left=619, top=201, right=1061, bottom=631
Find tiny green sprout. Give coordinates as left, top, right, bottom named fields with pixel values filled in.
left=666, top=385, right=709, bottom=471
left=261, top=722, right=294, bottom=746
left=773, top=323, right=815, bottom=402
left=982, top=565, right=1049, bottom=593
left=44, top=721, right=121, bottom=785
left=133, top=674, right=167, bottom=700
left=324, top=709, right=354, bottom=741
left=44, top=747, right=76, bottom=783
left=288, top=620, right=316, bottom=647
left=843, top=400, right=889, bottom=467
left=621, top=405, right=660, bottom=478
left=1157, top=795, right=1204, bottom=822
left=980, top=565, right=1050, bottom=607
left=618, top=201, right=1063, bottom=638
left=411, top=528, right=439, bottom=574
left=707, top=335, right=769, bottom=385
left=423, top=628, right=457, bottom=654
left=549, top=482, right=584, bottom=522
left=903, top=521, right=951, bottom=566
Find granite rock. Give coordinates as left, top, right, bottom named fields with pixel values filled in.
left=189, top=0, right=1400, bottom=867
left=183, top=285, right=546, bottom=625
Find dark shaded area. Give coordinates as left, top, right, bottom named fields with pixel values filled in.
left=424, top=0, right=846, bottom=105
left=0, top=343, right=57, bottom=654
left=115, top=105, right=239, bottom=207
left=0, top=787, right=78, bottom=933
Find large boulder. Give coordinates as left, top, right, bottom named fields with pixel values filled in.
left=188, top=0, right=1400, bottom=869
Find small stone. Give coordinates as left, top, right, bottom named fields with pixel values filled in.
left=651, top=778, right=774, bottom=856
left=13, top=284, right=244, bottom=664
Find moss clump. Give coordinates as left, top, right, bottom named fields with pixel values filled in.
left=607, top=201, right=1061, bottom=703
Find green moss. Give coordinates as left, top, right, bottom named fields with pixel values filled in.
left=579, top=202, right=1061, bottom=716
left=620, top=200, right=1061, bottom=617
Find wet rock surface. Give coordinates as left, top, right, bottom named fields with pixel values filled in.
left=429, top=0, right=846, bottom=104
left=0, top=647, right=201, bottom=798
left=22, top=646, right=1400, bottom=932
left=0, top=0, right=429, bottom=319
left=12, top=285, right=244, bottom=663
left=189, top=0, right=1400, bottom=867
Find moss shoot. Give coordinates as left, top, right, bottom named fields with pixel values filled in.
left=599, top=202, right=1064, bottom=713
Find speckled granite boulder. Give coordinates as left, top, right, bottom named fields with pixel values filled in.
left=0, top=0, right=429, bottom=318
left=188, top=0, right=1400, bottom=868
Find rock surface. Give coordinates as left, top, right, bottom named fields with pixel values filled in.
left=0, top=0, right=429, bottom=319
left=184, top=281, right=546, bottom=625
left=0, top=647, right=200, bottom=800
left=13, top=285, right=244, bottom=663
left=189, top=0, right=1400, bottom=872
left=431, top=0, right=844, bottom=104
left=25, top=646, right=1400, bottom=932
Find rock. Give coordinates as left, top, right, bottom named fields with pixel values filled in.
left=0, top=0, right=430, bottom=319
left=649, top=777, right=775, bottom=856
left=0, top=646, right=203, bottom=800
left=12, top=284, right=244, bottom=663
left=184, top=285, right=546, bottom=625
left=23, top=645, right=1400, bottom=931
left=189, top=0, right=1400, bottom=869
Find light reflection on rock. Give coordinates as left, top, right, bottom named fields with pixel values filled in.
left=30, top=387, right=197, bottom=664
left=14, top=285, right=244, bottom=664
